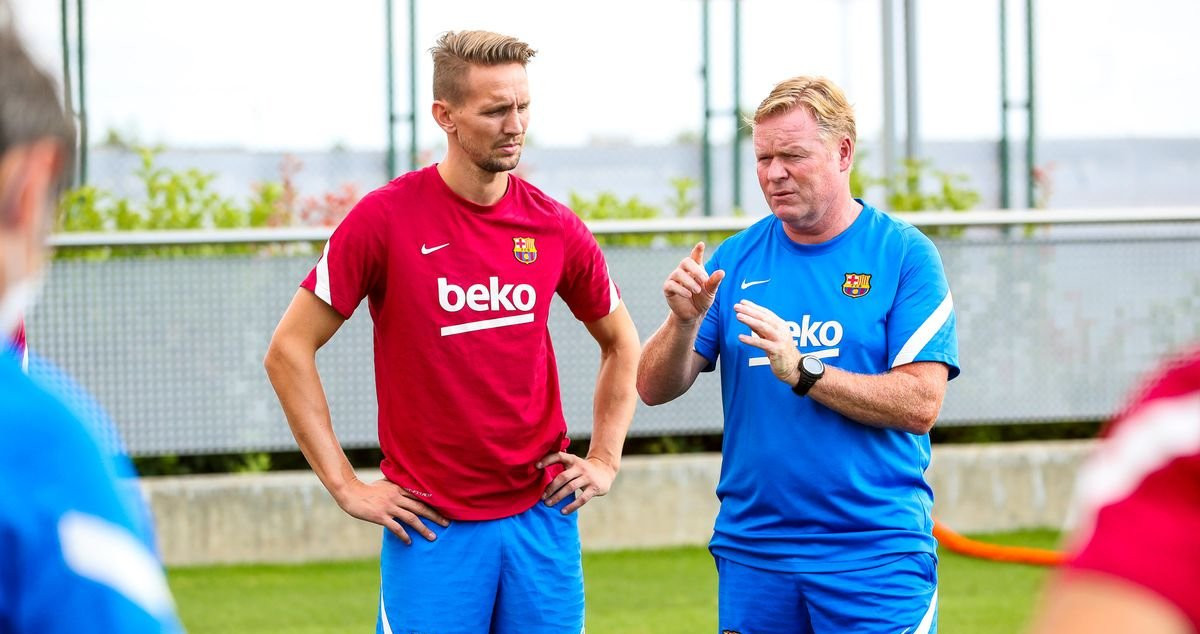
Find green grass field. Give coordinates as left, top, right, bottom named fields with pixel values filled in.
left=169, top=530, right=1061, bottom=633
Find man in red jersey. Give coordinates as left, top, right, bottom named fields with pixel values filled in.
left=1028, top=348, right=1200, bottom=634
left=264, top=30, right=639, bottom=632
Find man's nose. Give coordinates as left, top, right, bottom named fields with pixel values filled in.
left=502, top=109, right=524, bottom=136
left=765, top=158, right=788, bottom=181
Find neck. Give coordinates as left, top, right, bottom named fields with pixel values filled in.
left=0, top=232, right=45, bottom=337
left=436, top=152, right=509, bottom=206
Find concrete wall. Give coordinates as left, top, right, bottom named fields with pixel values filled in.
left=925, top=440, right=1092, bottom=533
left=144, top=440, right=1095, bottom=567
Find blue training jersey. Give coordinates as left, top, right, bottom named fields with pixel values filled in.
left=0, top=349, right=181, bottom=633
left=696, top=201, right=960, bottom=573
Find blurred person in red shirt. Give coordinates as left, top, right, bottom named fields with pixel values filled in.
left=1029, top=348, right=1200, bottom=634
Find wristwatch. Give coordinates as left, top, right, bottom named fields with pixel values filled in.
left=791, top=354, right=825, bottom=397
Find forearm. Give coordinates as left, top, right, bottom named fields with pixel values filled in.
left=637, top=313, right=704, bottom=405
left=264, top=343, right=358, bottom=500
left=587, top=334, right=640, bottom=472
left=807, top=365, right=945, bottom=434
left=1028, top=573, right=1193, bottom=634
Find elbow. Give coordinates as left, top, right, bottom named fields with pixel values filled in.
left=633, top=338, right=695, bottom=406
left=636, top=380, right=666, bottom=407
left=263, top=335, right=287, bottom=379
left=635, top=358, right=668, bottom=406
left=636, top=371, right=683, bottom=407
left=896, top=380, right=946, bottom=435
left=905, top=404, right=942, bottom=435
left=909, top=416, right=937, bottom=436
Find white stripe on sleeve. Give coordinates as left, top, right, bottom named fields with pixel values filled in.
left=58, top=511, right=175, bottom=618
left=892, top=292, right=953, bottom=368
left=314, top=240, right=332, bottom=305
left=1076, top=393, right=1200, bottom=518
left=605, top=263, right=619, bottom=315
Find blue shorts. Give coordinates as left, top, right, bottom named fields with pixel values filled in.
left=715, top=553, right=938, bottom=634
left=377, top=497, right=584, bottom=634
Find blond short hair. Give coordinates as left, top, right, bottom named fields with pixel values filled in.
left=431, top=30, right=536, bottom=104
left=751, top=76, right=856, bottom=145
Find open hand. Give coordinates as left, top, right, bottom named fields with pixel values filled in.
left=334, top=477, right=450, bottom=545
left=734, top=299, right=801, bottom=385
left=537, top=452, right=617, bottom=514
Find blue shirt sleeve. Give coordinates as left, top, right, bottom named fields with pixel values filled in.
left=0, top=363, right=182, bottom=633
left=886, top=229, right=960, bottom=379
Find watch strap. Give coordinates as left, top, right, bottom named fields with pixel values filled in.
left=791, top=357, right=821, bottom=397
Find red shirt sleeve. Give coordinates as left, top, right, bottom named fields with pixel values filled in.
left=301, top=194, right=389, bottom=318
left=555, top=209, right=618, bottom=323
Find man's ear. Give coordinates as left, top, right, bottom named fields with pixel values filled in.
left=1, top=140, right=64, bottom=233
left=432, top=100, right=456, bottom=134
left=839, top=136, right=855, bottom=173
left=19, top=140, right=64, bottom=232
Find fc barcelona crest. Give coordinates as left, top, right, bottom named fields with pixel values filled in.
left=842, top=272, right=871, bottom=298
left=513, top=237, right=538, bottom=264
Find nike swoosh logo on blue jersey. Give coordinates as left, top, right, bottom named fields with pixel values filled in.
left=741, top=278, right=770, bottom=290
left=421, top=243, right=450, bottom=255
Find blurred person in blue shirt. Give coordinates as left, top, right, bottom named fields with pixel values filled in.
left=638, top=76, right=958, bottom=633
left=0, top=3, right=181, bottom=631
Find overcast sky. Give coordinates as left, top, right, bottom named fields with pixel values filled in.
left=10, top=0, right=1200, bottom=151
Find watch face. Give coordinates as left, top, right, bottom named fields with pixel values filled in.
left=801, top=355, right=825, bottom=375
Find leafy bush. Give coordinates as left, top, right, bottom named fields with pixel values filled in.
left=881, top=158, right=980, bottom=213
left=851, top=155, right=981, bottom=237
left=134, top=452, right=276, bottom=476
left=55, top=149, right=359, bottom=259
left=664, top=177, right=699, bottom=218
left=569, top=177, right=736, bottom=248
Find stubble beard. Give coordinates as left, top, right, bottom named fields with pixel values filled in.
left=461, top=130, right=523, bottom=173
left=477, top=149, right=522, bottom=174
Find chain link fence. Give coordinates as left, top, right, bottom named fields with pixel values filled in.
left=25, top=212, right=1200, bottom=456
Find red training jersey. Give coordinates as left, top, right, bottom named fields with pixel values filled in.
left=301, top=165, right=619, bottom=521
left=1065, top=348, right=1200, bottom=630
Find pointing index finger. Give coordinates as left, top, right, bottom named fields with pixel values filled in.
left=690, top=241, right=706, bottom=265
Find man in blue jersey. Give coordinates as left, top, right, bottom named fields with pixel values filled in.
left=638, top=75, right=959, bottom=633
left=0, top=5, right=181, bottom=631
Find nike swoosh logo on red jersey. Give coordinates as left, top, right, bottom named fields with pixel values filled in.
left=421, top=243, right=450, bottom=255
